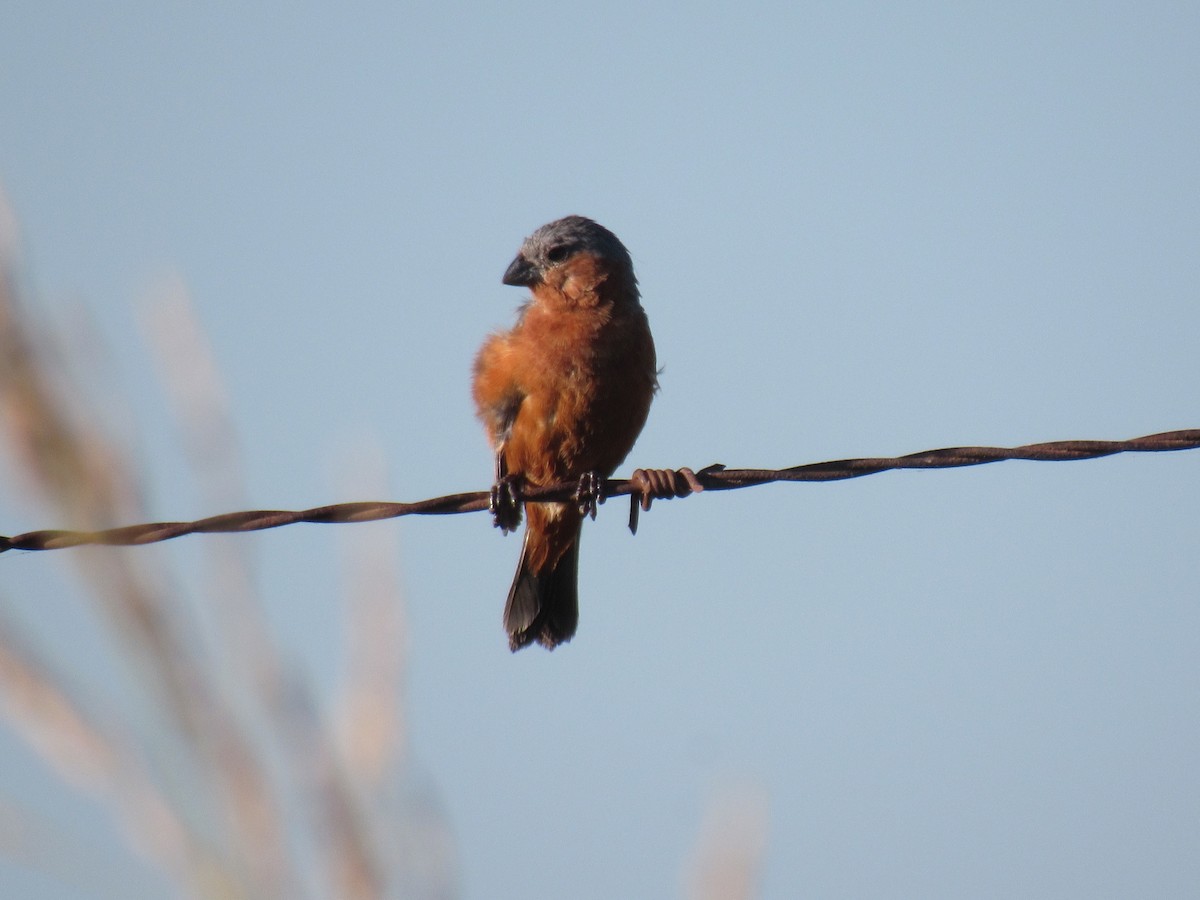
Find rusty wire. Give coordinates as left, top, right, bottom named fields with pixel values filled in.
left=1, top=428, right=1196, bottom=554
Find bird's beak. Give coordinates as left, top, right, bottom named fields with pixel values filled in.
left=502, top=253, right=539, bottom=287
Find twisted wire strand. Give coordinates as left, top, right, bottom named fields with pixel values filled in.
left=2, top=428, right=1196, bottom=554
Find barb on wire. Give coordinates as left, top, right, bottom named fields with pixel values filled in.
left=1, top=429, right=1196, bottom=555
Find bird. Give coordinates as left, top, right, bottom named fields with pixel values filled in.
left=472, top=215, right=657, bottom=651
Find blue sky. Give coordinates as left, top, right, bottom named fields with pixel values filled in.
left=1, top=3, right=1198, bottom=898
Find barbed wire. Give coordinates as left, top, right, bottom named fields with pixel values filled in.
left=1, top=428, right=1196, bottom=554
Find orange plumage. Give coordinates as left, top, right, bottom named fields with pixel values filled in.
left=473, top=216, right=657, bottom=650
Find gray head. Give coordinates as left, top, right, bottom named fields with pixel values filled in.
left=502, top=215, right=635, bottom=288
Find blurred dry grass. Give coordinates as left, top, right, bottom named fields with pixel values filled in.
left=0, top=194, right=456, bottom=899
left=684, top=785, right=768, bottom=900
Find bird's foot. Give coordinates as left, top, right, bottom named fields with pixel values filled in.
left=490, top=474, right=523, bottom=534
left=574, top=471, right=605, bottom=520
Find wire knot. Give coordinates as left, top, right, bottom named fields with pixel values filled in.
left=627, top=467, right=709, bottom=534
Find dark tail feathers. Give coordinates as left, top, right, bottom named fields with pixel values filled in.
left=504, top=534, right=580, bottom=652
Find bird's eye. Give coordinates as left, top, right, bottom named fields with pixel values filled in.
left=545, top=244, right=571, bottom=264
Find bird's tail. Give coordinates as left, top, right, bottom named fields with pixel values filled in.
left=504, top=526, right=580, bottom=652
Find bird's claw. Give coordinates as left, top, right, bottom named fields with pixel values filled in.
left=489, top=474, right=523, bottom=534
left=575, top=471, right=605, bottom=520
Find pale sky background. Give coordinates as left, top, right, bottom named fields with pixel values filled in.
left=1, top=3, right=1198, bottom=898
